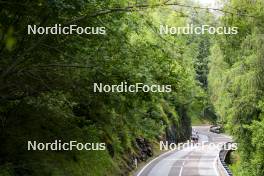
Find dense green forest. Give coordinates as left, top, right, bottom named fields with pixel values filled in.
left=0, top=0, right=263, bottom=176
left=208, top=0, right=264, bottom=175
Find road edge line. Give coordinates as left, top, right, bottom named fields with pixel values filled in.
left=136, top=149, right=176, bottom=176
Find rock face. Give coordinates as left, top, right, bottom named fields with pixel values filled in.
left=121, top=138, right=153, bottom=175
left=135, top=137, right=153, bottom=161
left=166, top=105, right=192, bottom=144
left=124, top=105, right=192, bottom=175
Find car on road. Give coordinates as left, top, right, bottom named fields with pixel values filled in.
left=209, top=125, right=222, bottom=133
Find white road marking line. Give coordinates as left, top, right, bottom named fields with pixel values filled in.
left=179, top=156, right=187, bottom=175
left=138, top=127, right=231, bottom=176
left=179, top=166, right=183, bottom=176
left=136, top=149, right=175, bottom=176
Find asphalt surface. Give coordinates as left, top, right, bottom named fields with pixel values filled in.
left=136, top=126, right=232, bottom=176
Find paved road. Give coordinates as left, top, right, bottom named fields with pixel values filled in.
left=136, top=126, right=232, bottom=176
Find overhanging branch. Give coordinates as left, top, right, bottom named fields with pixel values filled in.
left=66, top=1, right=258, bottom=24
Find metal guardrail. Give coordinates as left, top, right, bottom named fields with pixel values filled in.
left=216, top=142, right=234, bottom=176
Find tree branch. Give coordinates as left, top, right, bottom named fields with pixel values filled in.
left=66, top=1, right=258, bottom=24
left=34, top=64, right=92, bottom=69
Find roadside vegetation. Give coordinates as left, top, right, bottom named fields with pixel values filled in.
left=0, top=0, right=263, bottom=175
left=0, top=0, right=210, bottom=175
left=208, top=0, right=264, bottom=175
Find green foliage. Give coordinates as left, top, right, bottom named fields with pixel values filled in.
left=0, top=0, right=211, bottom=175
left=208, top=0, right=264, bottom=175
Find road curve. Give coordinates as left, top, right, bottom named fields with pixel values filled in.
left=136, top=126, right=232, bottom=176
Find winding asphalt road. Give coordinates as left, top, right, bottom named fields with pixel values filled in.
left=136, top=126, right=232, bottom=176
